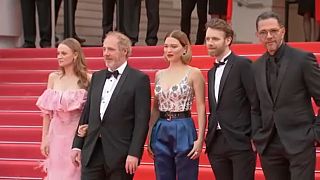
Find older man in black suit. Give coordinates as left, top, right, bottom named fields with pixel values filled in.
left=72, top=31, right=151, bottom=180
left=252, top=11, right=320, bottom=180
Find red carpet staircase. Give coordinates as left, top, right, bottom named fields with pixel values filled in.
left=0, top=43, right=319, bottom=179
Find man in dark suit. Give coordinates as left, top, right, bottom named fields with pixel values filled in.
left=72, top=31, right=151, bottom=179
left=205, top=18, right=259, bottom=180
left=55, top=0, right=85, bottom=43
left=180, top=0, right=208, bottom=45
left=117, top=0, right=141, bottom=45
left=20, top=0, right=51, bottom=48
left=252, top=11, right=320, bottom=180
left=102, top=0, right=116, bottom=41
left=144, top=0, right=159, bottom=46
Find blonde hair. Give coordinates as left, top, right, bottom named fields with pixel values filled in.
left=105, top=31, right=132, bottom=58
left=164, top=30, right=192, bottom=64
left=59, top=38, right=89, bottom=89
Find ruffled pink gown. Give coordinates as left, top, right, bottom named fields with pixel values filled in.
left=36, top=89, right=87, bottom=180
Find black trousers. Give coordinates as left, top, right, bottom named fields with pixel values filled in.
left=207, top=131, right=256, bottom=180
left=118, top=0, right=141, bottom=45
left=180, top=0, right=207, bottom=45
left=102, top=0, right=117, bottom=40
left=55, top=0, right=78, bottom=36
left=20, top=0, right=51, bottom=46
left=145, top=0, right=159, bottom=45
left=81, top=138, right=133, bottom=180
left=260, top=131, right=316, bottom=180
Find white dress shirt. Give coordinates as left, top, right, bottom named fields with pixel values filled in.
left=100, top=61, right=127, bottom=120
left=214, top=50, right=231, bottom=129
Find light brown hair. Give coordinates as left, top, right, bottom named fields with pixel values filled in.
left=206, top=18, right=234, bottom=46
left=105, top=31, right=132, bottom=58
left=164, top=30, right=192, bottom=64
left=59, top=38, right=89, bottom=89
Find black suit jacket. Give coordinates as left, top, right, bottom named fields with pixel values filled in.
left=73, top=65, right=151, bottom=169
left=206, top=52, right=260, bottom=152
left=252, top=44, right=320, bottom=155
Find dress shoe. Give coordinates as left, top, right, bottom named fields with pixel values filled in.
left=145, top=38, right=158, bottom=46
left=21, top=43, right=36, bottom=48
left=40, top=42, right=52, bottom=48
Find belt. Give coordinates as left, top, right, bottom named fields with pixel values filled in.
left=159, top=111, right=191, bottom=120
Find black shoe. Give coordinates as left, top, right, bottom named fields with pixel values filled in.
left=21, top=43, right=36, bottom=48
left=146, top=38, right=158, bottom=46
left=40, top=42, right=51, bottom=48
left=73, top=35, right=86, bottom=43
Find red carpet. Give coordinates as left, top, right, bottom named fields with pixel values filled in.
left=0, top=42, right=319, bottom=179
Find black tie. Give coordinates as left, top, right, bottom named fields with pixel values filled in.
left=214, top=60, right=226, bottom=68
left=268, top=57, right=278, bottom=100
left=106, top=70, right=119, bottom=79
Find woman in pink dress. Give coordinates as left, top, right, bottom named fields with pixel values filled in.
left=36, top=38, right=91, bottom=180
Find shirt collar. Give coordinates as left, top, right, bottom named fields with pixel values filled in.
left=108, top=61, right=127, bottom=75
left=216, top=50, right=231, bottom=64
left=267, top=43, right=285, bottom=62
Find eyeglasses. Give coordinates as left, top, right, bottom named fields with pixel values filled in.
left=258, top=28, right=281, bottom=39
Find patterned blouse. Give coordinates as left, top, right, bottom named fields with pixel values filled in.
left=155, top=69, right=194, bottom=112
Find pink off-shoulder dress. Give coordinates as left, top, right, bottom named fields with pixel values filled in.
left=36, top=89, right=87, bottom=180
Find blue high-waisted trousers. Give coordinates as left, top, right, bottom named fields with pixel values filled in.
left=151, top=117, right=199, bottom=180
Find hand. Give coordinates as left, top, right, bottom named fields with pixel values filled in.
left=40, top=140, right=49, bottom=157
left=187, top=139, right=203, bottom=160
left=147, top=145, right=154, bottom=159
left=77, top=124, right=88, bottom=137
left=125, top=155, right=139, bottom=175
left=71, top=150, right=81, bottom=167
left=147, top=135, right=154, bottom=159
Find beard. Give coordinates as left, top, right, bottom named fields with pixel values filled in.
left=208, top=47, right=224, bottom=58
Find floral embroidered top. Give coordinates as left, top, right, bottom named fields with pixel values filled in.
left=155, top=69, right=194, bottom=112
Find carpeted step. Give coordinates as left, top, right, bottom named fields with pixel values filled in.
left=0, top=98, right=38, bottom=111
left=0, top=111, right=205, bottom=130
left=0, top=56, right=217, bottom=70
left=0, top=158, right=272, bottom=180
left=1, top=43, right=319, bottom=59
left=0, top=159, right=45, bottom=179
left=0, top=70, right=158, bottom=83
left=0, top=112, right=42, bottom=126
left=2, top=142, right=320, bottom=171
left=0, top=127, right=41, bottom=142
left=0, top=97, right=210, bottom=113
left=0, top=83, right=210, bottom=98
left=0, top=69, right=210, bottom=83
left=0, top=143, right=42, bottom=159
left=0, top=84, right=46, bottom=97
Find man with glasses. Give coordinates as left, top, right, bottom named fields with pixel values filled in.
left=252, top=11, right=320, bottom=180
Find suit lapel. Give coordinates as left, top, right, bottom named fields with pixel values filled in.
left=273, top=50, right=289, bottom=103
left=208, top=68, right=218, bottom=110
left=217, top=56, right=233, bottom=108
left=102, top=65, right=130, bottom=120
left=94, top=70, right=108, bottom=118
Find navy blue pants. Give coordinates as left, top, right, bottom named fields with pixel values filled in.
left=151, top=118, right=199, bottom=180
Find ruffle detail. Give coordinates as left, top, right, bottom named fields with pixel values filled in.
left=36, top=89, right=87, bottom=114
left=35, top=159, right=48, bottom=180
